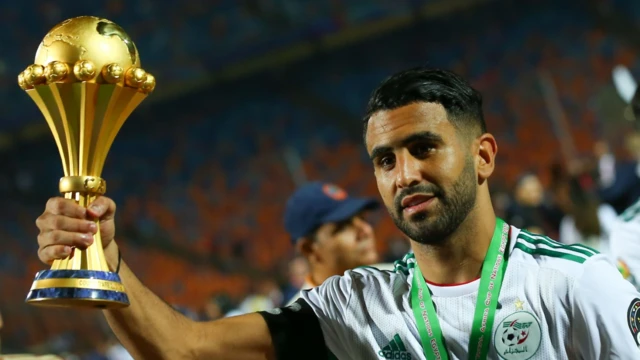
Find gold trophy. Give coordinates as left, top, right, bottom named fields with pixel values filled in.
left=19, top=16, right=155, bottom=308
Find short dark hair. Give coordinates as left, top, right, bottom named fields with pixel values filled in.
left=363, top=67, right=487, bottom=139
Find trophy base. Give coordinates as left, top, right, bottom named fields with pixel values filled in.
left=26, top=269, right=129, bottom=309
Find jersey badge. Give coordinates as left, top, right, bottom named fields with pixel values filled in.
left=627, top=298, right=640, bottom=347
left=493, top=311, right=541, bottom=359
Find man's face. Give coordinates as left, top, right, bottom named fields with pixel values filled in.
left=366, top=102, right=478, bottom=244
left=313, top=213, right=378, bottom=271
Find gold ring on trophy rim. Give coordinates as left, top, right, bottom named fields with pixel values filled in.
left=31, top=278, right=125, bottom=293
left=25, top=297, right=129, bottom=309
left=59, top=176, right=107, bottom=195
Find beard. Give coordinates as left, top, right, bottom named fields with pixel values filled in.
left=388, top=155, right=477, bottom=245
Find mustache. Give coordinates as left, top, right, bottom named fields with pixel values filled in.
left=394, top=183, right=444, bottom=211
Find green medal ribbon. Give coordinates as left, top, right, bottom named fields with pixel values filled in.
left=411, top=218, right=510, bottom=360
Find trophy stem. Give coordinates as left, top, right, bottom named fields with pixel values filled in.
left=50, top=192, right=109, bottom=272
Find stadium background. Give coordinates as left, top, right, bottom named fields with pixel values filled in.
left=0, top=0, right=639, bottom=357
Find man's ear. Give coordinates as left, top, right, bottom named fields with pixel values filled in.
left=296, top=237, right=315, bottom=258
left=476, top=133, right=498, bottom=183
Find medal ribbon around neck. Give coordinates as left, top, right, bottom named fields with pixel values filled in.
left=411, top=218, right=510, bottom=360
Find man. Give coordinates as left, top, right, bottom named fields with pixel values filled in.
left=602, top=65, right=640, bottom=213
left=613, top=199, right=640, bottom=290
left=504, top=173, right=547, bottom=235
left=610, top=74, right=640, bottom=290
left=283, top=181, right=393, bottom=304
left=35, top=67, right=640, bottom=359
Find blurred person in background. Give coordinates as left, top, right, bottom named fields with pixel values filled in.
left=552, top=168, right=617, bottom=255
left=101, top=335, right=133, bottom=360
left=225, top=278, right=283, bottom=317
left=172, top=305, right=200, bottom=321
left=601, top=65, right=640, bottom=213
left=610, top=77, right=640, bottom=290
left=595, top=140, right=640, bottom=214
left=0, top=352, right=65, bottom=357
left=283, top=181, right=395, bottom=304
left=504, top=173, right=547, bottom=234
left=201, top=293, right=235, bottom=321
left=0, top=310, right=63, bottom=360
left=280, top=257, right=309, bottom=303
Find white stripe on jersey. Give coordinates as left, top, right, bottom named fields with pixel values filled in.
left=302, top=225, right=640, bottom=359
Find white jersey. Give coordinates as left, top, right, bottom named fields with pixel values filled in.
left=286, top=263, right=395, bottom=306
left=610, top=199, right=640, bottom=290
left=301, top=226, right=640, bottom=359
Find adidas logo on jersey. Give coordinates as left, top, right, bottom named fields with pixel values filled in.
left=378, top=334, right=412, bottom=359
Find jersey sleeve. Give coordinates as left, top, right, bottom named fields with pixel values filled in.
left=257, top=297, right=328, bottom=360
left=300, top=273, right=355, bottom=359
left=610, top=218, right=640, bottom=289
left=571, top=255, right=640, bottom=359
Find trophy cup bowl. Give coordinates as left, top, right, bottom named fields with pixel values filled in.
left=19, top=16, right=156, bottom=308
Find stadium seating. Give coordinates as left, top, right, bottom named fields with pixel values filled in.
left=0, top=0, right=639, bottom=353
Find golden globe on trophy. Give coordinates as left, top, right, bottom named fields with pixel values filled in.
left=18, top=16, right=155, bottom=308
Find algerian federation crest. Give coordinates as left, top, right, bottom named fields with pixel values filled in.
left=493, top=311, right=541, bottom=359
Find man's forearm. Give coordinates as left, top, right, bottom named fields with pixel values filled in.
left=100, top=242, right=276, bottom=360
left=102, top=243, right=194, bottom=359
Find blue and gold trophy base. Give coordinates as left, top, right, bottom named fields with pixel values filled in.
left=25, top=177, right=130, bottom=309
left=26, top=269, right=129, bottom=309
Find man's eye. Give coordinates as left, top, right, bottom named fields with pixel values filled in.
left=412, top=144, right=434, bottom=157
left=379, top=156, right=395, bottom=168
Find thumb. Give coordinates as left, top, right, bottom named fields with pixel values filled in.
left=86, top=196, right=116, bottom=220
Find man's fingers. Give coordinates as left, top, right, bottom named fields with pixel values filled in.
left=37, top=230, right=94, bottom=249
left=38, top=245, right=73, bottom=265
left=86, top=196, right=116, bottom=219
left=45, top=197, right=86, bottom=218
left=36, top=214, right=97, bottom=235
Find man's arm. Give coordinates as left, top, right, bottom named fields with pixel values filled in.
left=35, top=197, right=282, bottom=360
left=571, top=255, right=640, bottom=359
left=37, top=197, right=332, bottom=359
left=102, top=242, right=275, bottom=360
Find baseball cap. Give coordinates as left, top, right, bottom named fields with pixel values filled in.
left=284, top=181, right=380, bottom=242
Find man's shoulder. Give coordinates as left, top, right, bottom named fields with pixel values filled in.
left=347, top=262, right=408, bottom=285
left=611, top=213, right=640, bottom=243
left=510, top=228, right=603, bottom=279
left=317, top=262, right=410, bottom=302
left=344, top=255, right=412, bottom=282
left=355, top=262, right=396, bottom=272
left=290, top=264, right=406, bottom=306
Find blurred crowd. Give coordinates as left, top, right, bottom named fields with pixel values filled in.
left=1, top=0, right=639, bottom=357
left=0, top=0, right=438, bottom=133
